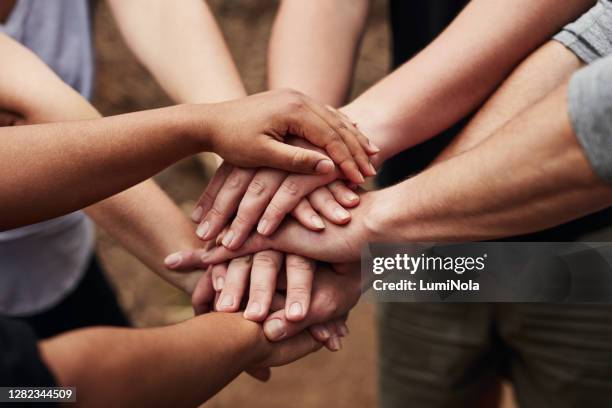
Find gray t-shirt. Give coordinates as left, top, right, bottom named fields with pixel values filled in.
left=0, top=0, right=95, bottom=316
left=554, top=0, right=612, bottom=183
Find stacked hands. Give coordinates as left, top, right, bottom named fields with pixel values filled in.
left=165, top=90, right=382, bottom=370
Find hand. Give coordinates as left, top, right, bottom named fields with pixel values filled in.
left=172, top=190, right=379, bottom=267
left=192, top=251, right=315, bottom=323
left=191, top=154, right=360, bottom=248
left=261, top=262, right=361, bottom=351
left=189, top=254, right=355, bottom=352
left=200, top=89, right=378, bottom=183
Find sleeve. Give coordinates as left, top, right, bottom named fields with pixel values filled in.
left=567, top=55, right=612, bottom=183
left=0, top=317, right=57, bottom=387
left=554, top=0, right=612, bottom=64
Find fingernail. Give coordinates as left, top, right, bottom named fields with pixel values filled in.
left=338, top=323, right=349, bottom=337
left=244, top=302, right=261, bottom=318
left=356, top=172, right=365, bottom=184
left=264, top=319, right=287, bottom=340
left=368, top=140, right=381, bottom=153
left=311, top=215, right=325, bottom=229
left=219, top=294, right=233, bottom=308
left=329, top=336, right=341, bottom=351
left=334, top=208, right=350, bottom=221
left=221, top=230, right=235, bottom=248
left=164, top=252, right=182, bottom=268
left=214, top=276, right=224, bottom=291
left=346, top=192, right=359, bottom=203
left=288, top=302, right=303, bottom=318
left=196, top=221, right=210, bottom=239
left=369, top=162, right=377, bottom=175
left=315, top=159, right=335, bottom=174
left=257, top=219, right=269, bottom=235
left=315, top=326, right=331, bottom=341
left=191, top=206, right=203, bottom=222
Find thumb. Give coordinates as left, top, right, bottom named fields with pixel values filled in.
left=256, top=331, right=322, bottom=368
left=264, top=141, right=336, bottom=175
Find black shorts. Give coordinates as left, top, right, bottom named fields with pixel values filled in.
left=19, top=255, right=130, bottom=339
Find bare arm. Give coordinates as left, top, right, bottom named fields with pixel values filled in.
left=342, top=0, right=595, bottom=165
left=434, top=41, right=584, bottom=163
left=194, top=82, right=612, bottom=265
left=40, top=313, right=320, bottom=407
left=106, top=0, right=245, bottom=104
left=268, top=0, right=370, bottom=107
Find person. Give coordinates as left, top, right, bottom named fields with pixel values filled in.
left=0, top=18, right=379, bottom=404
left=2, top=311, right=321, bottom=406
left=0, top=0, right=373, bottom=340
left=170, top=0, right=612, bottom=406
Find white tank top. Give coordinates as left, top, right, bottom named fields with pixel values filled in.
left=0, top=0, right=95, bottom=316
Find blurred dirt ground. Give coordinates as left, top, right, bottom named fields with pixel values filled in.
left=92, top=1, right=388, bottom=407
left=92, top=1, right=515, bottom=407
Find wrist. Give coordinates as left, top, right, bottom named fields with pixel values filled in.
left=341, top=102, right=394, bottom=167
left=174, top=104, right=217, bottom=154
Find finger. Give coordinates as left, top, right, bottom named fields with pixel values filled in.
left=335, top=316, right=350, bottom=337
left=300, top=97, right=371, bottom=182
left=258, top=331, right=322, bottom=368
left=256, top=170, right=337, bottom=236
left=291, top=199, right=325, bottom=231
left=164, top=250, right=209, bottom=271
left=243, top=251, right=283, bottom=321
left=308, top=187, right=351, bottom=225
left=192, top=268, right=215, bottom=315
left=263, top=268, right=359, bottom=342
left=326, top=181, right=360, bottom=208
left=308, top=324, right=332, bottom=343
left=327, top=105, right=380, bottom=156
left=323, top=106, right=375, bottom=178
left=246, top=368, right=272, bottom=382
left=284, top=255, right=314, bottom=322
left=222, top=169, right=286, bottom=250
left=198, top=233, right=272, bottom=266
left=286, top=105, right=363, bottom=184
left=211, top=263, right=229, bottom=292
left=216, top=256, right=253, bottom=312
left=196, top=167, right=255, bottom=241
left=261, top=135, right=338, bottom=175
left=192, top=161, right=233, bottom=222
left=323, top=321, right=342, bottom=352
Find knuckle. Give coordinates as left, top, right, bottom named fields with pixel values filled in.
left=286, top=256, right=313, bottom=272
left=232, top=212, right=251, bottom=227
left=313, top=290, right=339, bottom=317
left=208, top=204, right=224, bottom=219
left=291, top=150, right=311, bottom=170
left=226, top=171, right=247, bottom=188
left=248, top=179, right=267, bottom=196
left=265, top=201, right=285, bottom=218
left=253, top=253, right=280, bottom=269
left=199, top=191, right=216, bottom=209
left=250, top=283, right=271, bottom=297
left=281, top=179, right=301, bottom=196
left=287, top=285, right=311, bottom=299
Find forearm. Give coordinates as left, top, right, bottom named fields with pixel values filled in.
left=268, top=0, right=369, bottom=106
left=369, top=83, right=612, bottom=242
left=0, top=105, right=208, bottom=229
left=85, top=181, right=204, bottom=293
left=343, top=0, right=595, bottom=163
left=40, top=313, right=262, bottom=407
left=108, top=0, right=245, bottom=104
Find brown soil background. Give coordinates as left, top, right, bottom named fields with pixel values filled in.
left=91, top=1, right=514, bottom=407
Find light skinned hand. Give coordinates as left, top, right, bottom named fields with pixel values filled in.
left=261, top=263, right=361, bottom=350
left=168, top=190, right=377, bottom=269
left=191, top=158, right=360, bottom=247
left=203, top=89, right=378, bottom=182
